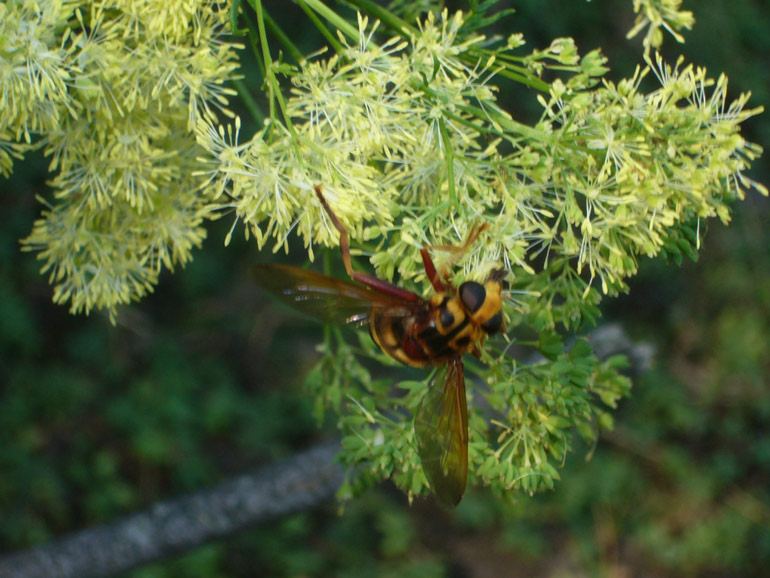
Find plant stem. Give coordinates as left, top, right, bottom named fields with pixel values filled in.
left=344, top=0, right=417, bottom=36
left=296, top=0, right=358, bottom=40
left=251, top=0, right=299, bottom=141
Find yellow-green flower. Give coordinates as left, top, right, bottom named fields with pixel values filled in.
left=4, top=0, right=240, bottom=321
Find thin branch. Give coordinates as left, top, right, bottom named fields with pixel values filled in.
left=0, top=440, right=344, bottom=578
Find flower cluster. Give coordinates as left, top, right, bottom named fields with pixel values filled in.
left=195, top=5, right=764, bottom=499
left=627, top=0, right=695, bottom=56
left=198, top=11, right=551, bottom=283
left=529, top=54, right=766, bottom=302
left=4, top=0, right=766, bottom=501
left=199, top=9, right=764, bottom=314
left=1, top=0, right=240, bottom=320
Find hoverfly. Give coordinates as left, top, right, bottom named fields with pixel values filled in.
left=255, top=186, right=505, bottom=507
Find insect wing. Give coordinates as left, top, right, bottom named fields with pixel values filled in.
left=414, top=358, right=468, bottom=507
left=253, top=264, right=416, bottom=325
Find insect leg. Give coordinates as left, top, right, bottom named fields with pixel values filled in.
left=421, top=222, right=491, bottom=289
left=420, top=248, right=450, bottom=293
left=426, top=221, right=490, bottom=255
left=314, top=185, right=420, bottom=302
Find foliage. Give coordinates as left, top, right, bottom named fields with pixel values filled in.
left=192, top=0, right=764, bottom=502
left=1, top=1, right=769, bottom=576
left=2, top=0, right=766, bottom=506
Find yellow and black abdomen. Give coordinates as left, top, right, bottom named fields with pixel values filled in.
left=369, top=291, right=492, bottom=368
left=369, top=306, right=432, bottom=367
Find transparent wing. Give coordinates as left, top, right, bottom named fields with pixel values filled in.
left=414, top=358, right=468, bottom=507
left=253, top=264, right=417, bottom=325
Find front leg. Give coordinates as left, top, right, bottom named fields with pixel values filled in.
left=421, top=222, right=491, bottom=292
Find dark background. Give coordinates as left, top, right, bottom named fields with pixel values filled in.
left=1, top=1, right=769, bottom=576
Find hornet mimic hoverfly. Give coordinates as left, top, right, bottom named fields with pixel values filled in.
left=255, top=186, right=506, bottom=507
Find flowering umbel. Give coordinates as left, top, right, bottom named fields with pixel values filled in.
left=2, top=0, right=240, bottom=321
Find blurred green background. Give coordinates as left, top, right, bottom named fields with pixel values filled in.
left=1, top=1, right=769, bottom=576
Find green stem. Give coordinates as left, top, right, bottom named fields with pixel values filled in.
left=243, top=11, right=266, bottom=78
left=229, top=0, right=241, bottom=34
left=462, top=103, right=545, bottom=142
left=251, top=0, right=299, bottom=141
left=470, top=48, right=550, bottom=92
left=296, top=0, right=358, bottom=40
left=343, top=0, right=417, bottom=36
left=478, top=58, right=550, bottom=92
left=441, top=108, right=519, bottom=148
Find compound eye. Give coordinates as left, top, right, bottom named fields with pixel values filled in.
left=480, top=310, right=503, bottom=335
left=459, top=281, right=486, bottom=313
